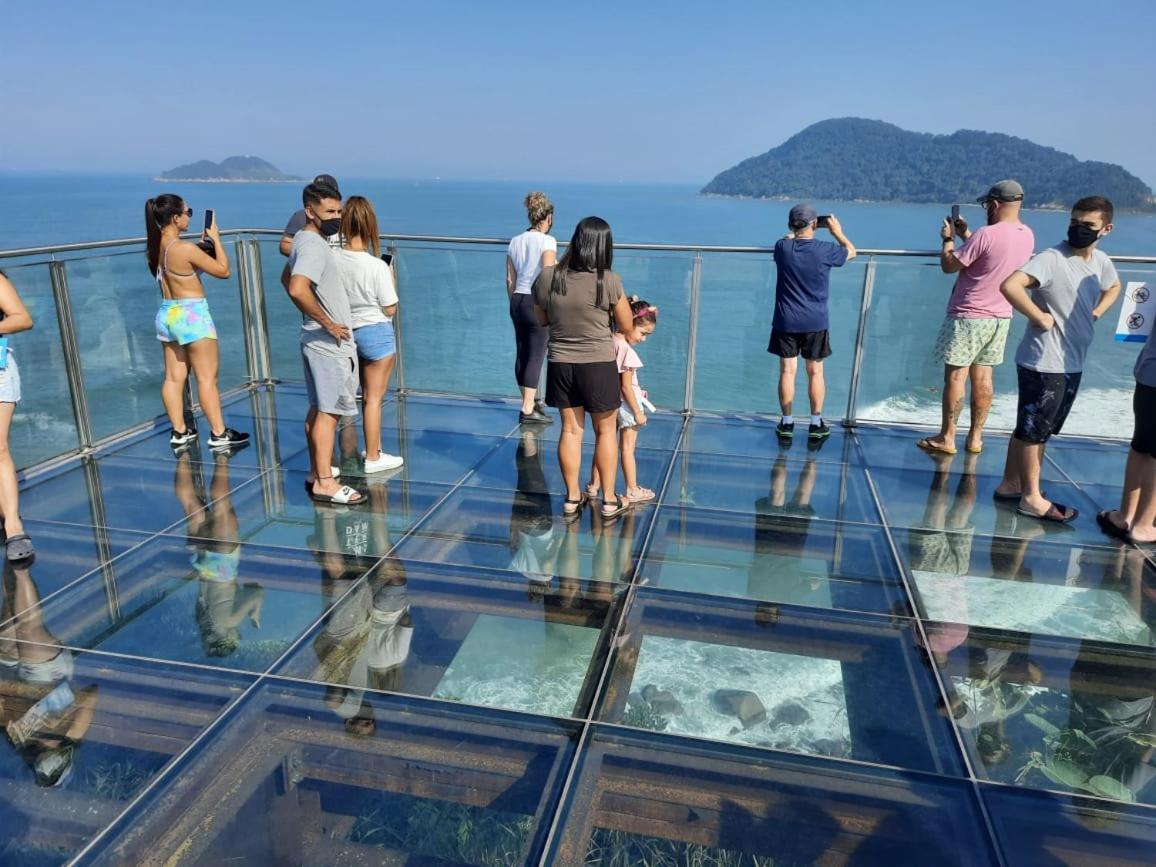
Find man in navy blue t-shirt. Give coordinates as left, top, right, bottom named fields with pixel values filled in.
left=770, top=204, right=857, bottom=442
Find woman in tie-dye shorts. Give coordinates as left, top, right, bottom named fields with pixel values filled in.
left=155, top=297, right=219, bottom=345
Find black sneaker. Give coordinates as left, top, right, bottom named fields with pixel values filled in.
left=208, top=428, right=251, bottom=450
left=170, top=427, right=198, bottom=447
left=519, top=410, right=552, bottom=426
left=776, top=421, right=794, bottom=439
left=808, top=420, right=831, bottom=440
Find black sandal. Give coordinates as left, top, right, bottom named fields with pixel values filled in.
left=601, top=497, right=631, bottom=520
left=5, top=534, right=35, bottom=562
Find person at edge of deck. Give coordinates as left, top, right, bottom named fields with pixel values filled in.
left=770, top=204, right=856, bottom=443
left=279, top=173, right=342, bottom=256
left=0, top=272, right=34, bottom=562
left=918, top=180, right=1034, bottom=457
left=994, top=196, right=1121, bottom=523
left=283, top=182, right=366, bottom=505
left=1098, top=321, right=1156, bottom=543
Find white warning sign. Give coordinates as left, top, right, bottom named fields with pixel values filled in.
left=1115, top=282, right=1154, bottom=342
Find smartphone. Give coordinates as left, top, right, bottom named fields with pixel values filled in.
left=816, top=215, right=831, bottom=229
left=950, top=204, right=961, bottom=224
left=204, top=209, right=215, bottom=232
left=381, top=253, right=393, bottom=267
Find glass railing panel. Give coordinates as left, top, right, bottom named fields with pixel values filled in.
left=254, top=237, right=306, bottom=382
left=0, top=261, right=80, bottom=467
left=88, top=679, right=579, bottom=866
left=65, top=246, right=249, bottom=441
left=694, top=252, right=865, bottom=415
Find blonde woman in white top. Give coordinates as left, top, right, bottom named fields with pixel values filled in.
left=335, top=197, right=403, bottom=474
left=506, top=191, right=556, bottom=424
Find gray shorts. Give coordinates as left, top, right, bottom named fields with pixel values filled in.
left=303, top=348, right=359, bottom=416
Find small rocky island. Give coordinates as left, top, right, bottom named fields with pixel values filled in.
left=155, top=156, right=300, bottom=183
left=703, top=118, right=1155, bottom=210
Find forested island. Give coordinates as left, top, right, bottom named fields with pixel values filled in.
left=703, top=119, right=1154, bottom=210
left=155, top=156, right=300, bottom=182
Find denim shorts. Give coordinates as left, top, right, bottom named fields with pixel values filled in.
left=354, top=320, right=396, bottom=362
left=0, top=350, right=22, bottom=404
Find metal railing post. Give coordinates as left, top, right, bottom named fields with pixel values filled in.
left=683, top=252, right=703, bottom=414
left=387, top=241, right=405, bottom=394
left=48, top=260, right=96, bottom=451
left=246, top=239, right=275, bottom=384
left=233, top=238, right=260, bottom=387
left=843, top=257, right=876, bottom=427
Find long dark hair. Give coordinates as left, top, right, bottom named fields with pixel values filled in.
left=551, top=216, right=614, bottom=307
left=145, top=194, right=186, bottom=275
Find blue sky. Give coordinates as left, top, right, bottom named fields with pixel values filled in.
left=3, top=0, right=1155, bottom=186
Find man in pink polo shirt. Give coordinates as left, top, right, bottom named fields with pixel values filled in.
left=917, top=180, right=1035, bottom=456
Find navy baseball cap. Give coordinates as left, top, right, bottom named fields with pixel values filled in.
left=788, top=204, right=817, bottom=228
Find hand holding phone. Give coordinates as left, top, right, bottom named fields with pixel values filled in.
left=950, top=205, right=960, bottom=224
left=950, top=204, right=967, bottom=237
left=816, top=215, right=832, bottom=230
left=204, top=209, right=217, bottom=235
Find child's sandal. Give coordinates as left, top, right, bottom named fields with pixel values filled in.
left=584, top=483, right=601, bottom=500
left=625, top=487, right=656, bottom=503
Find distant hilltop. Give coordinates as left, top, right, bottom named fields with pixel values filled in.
left=703, top=118, right=1155, bottom=211
left=155, top=156, right=301, bottom=183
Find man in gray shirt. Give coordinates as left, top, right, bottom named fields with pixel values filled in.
left=994, top=196, right=1120, bottom=523
left=1099, top=321, right=1156, bottom=543
left=280, top=174, right=341, bottom=257
left=285, top=182, right=365, bottom=505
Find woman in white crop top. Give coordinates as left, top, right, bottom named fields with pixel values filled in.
left=506, top=192, right=557, bottom=423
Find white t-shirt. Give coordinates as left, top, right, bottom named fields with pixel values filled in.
left=507, top=230, right=557, bottom=295
left=334, top=249, right=399, bottom=329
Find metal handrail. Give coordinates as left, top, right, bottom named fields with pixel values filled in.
left=6, top=229, right=1156, bottom=263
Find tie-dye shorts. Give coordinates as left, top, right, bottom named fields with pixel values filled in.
left=155, top=298, right=218, bottom=345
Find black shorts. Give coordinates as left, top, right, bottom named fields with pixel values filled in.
left=1132, top=382, right=1156, bottom=457
left=1013, top=365, right=1082, bottom=444
left=545, top=360, right=620, bottom=413
left=768, top=329, right=832, bottom=360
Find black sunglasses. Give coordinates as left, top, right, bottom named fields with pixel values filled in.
left=183, top=208, right=194, bottom=218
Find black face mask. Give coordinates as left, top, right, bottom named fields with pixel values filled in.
left=1067, top=224, right=1101, bottom=249
left=317, top=217, right=342, bottom=237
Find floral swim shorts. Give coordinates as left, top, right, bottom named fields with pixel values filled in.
left=934, top=316, right=1010, bottom=367
left=155, top=298, right=218, bottom=345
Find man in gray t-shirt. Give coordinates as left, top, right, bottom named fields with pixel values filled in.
left=995, top=196, right=1120, bottom=524
left=284, top=182, right=364, bottom=506
left=279, top=174, right=341, bottom=257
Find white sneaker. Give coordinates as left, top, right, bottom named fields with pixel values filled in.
left=363, top=452, right=404, bottom=474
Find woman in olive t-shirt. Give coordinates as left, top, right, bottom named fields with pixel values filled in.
left=532, top=217, right=640, bottom=520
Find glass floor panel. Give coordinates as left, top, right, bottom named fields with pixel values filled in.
left=870, top=464, right=1107, bottom=545
left=898, top=529, right=1156, bottom=647
left=548, top=725, right=998, bottom=866
left=663, top=450, right=880, bottom=523
left=0, top=649, right=249, bottom=865
left=17, top=537, right=380, bottom=674
left=929, top=626, right=1156, bottom=806
left=463, top=431, right=674, bottom=495
left=6, top=385, right=1144, bottom=863
left=684, top=413, right=860, bottom=462
left=598, top=588, right=965, bottom=775
left=86, top=679, right=579, bottom=866
left=395, top=485, right=654, bottom=585
left=274, top=561, right=617, bottom=718
left=641, top=506, right=908, bottom=615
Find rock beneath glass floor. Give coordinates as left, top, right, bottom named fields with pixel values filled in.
left=711, top=689, right=767, bottom=729
left=641, top=684, right=684, bottom=715
left=770, top=701, right=811, bottom=727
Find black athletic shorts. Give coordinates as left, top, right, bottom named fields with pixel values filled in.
left=768, top=328, right=832, bottom=360
left=1132, top=382, right=1156, bottom=458
left=545, top=360, right=620, bottom=413
left=1013, top=365, right=1082, bottom=444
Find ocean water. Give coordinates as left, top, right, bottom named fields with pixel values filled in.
left=1, top=174, right=1155, bottom=466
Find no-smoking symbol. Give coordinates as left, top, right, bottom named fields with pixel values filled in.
left=1134, top=286, right=1151, bottom=304
left=1130, top=313, right=1146, bottom=331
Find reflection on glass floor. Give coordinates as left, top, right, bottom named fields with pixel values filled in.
left=2, top=385, right=1155, bottom=864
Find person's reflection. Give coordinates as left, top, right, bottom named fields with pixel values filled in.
left=509, top=431, right=559, bottom=597
left=0, top=562, right=98, bottom=787
left=749, top=454, right=822, bottom=606
left=176, top=451, right=263, bottom=658
left=909, top=451, right=978, bottom=580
